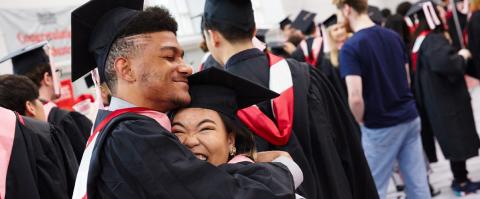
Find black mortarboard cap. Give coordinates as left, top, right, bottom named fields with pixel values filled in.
left=405, top=0, right=442, bottom=29
left=203, top=0, right=255, bottom=32
left=368, top=6, right=384, bottom=25
left=291, top=10, right=316, bottom=34
left=323, top=14, right=338, bottom=28
left=255, top=29, right=269, bottom=43
left=71, top=0, right=144, bottom=82
left=187, top=67, right=279, bottom=119
left=0, top=41, right=50, bottom=75
left=279, top=17, right=292, bottom=30
left=405, top=0, right=440, bottom=17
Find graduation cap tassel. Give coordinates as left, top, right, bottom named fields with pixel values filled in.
left=45, top=43, right=62, bottom=97
left=91, top=68, right=105, bottom=109
left=423, top=2, right=436, bottom=30
left=405, top=16, right=414, bottom=28
left=427, top=2, right=441, bottom=26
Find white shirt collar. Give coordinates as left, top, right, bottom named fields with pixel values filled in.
left=108, top=97, right=137, bottom=111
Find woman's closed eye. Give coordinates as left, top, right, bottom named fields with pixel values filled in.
left=199, top=126, right=215, bottom=132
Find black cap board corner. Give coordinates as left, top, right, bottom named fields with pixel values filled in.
left=255, top=29, right=269, bottom=43
left=0, top=41, right=50, bottom=75
left=203, top=0, right=254, bottom=32
left=71, top=0, right=144, bottom=82
left=291, top=10, right=317, bottom=34
left=279, top=17, right=292, bottom=30
left=405, top=0, right=439, bottom=17
left=187, top=67, right=279, bottom=119
left=323, top=14, right=338, bottom=28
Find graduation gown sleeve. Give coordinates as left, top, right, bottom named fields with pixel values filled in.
left=6, top=117, right=74, bottom=199
left=467, top=11, right=480, bottom=79
left=307, top=67, right=379, bottom=199
left=48, top=107, right=92, bottom=162
left=423, top=34, right=467, bottom=77
left=89, top=114, right=295, bottom=199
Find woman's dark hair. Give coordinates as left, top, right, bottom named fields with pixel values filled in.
left=385, top=14, right=411, bottom=48
left=396, top=2, right=412, bottom=16
left=169, top=109, right=257, bottom=161
left=218, top=113, right=257, bottom=161
left=201, top=17, right=255, bottom=43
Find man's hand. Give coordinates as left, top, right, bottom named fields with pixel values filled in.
left=256, top=151, right=292, bottom=162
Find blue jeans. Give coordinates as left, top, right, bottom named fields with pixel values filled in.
left=361, top=117, right=431, bottom=199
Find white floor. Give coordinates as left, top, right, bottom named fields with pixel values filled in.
left=387, top=86, right=480, bottom=199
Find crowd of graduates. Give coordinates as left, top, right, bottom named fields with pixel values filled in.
left=0, top=0, right=479, bottom=198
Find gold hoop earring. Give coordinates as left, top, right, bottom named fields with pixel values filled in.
left=229, top=146, right=237, bottom=157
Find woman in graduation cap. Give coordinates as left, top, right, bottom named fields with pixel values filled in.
left=171, top=67, right=303, bottom=198
left=406, top=0, right=480, bottom=195
left=318, top=13, right=349, bottom=101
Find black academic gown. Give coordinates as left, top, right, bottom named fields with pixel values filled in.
left=87, top=109, right=295, bottom=199
left=225, top=48, right=378, bottom=199
left=48, top=107, right=92, bottom=162
left=414, top=32, right=480, bottom=161
left=319, top=55, right=348, bottom=102
left=291, top=37, right=324, bottom=68
left=467, top=11, right=480, bottom=79
left=200, top=54, right=223, bottom=71
left=5, top=115, right=78, bottom=199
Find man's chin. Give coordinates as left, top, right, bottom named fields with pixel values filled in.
left=172, top=95, right=191, bottom=109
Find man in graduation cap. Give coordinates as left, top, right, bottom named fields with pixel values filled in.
left=0, top=41, right=92, bottom=163
left=0, top=75, right=78, bottom=199
left=202, top=0, right=378, bottom=198
left=70, top=0, right=301, bottom=198
left=290, top=10, right=325, bottom=68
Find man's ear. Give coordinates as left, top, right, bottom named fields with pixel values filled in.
left=114, top=57, right=136, bottom=82
left=42, top=72, right=53, bottom=87
left=342, top=4, right=351, bottom=18
left=208, top=30, right=223, bottom=47
left=25, top=101, right=37, bottom=117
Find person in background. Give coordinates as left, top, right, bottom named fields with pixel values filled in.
left=384, top=14, right=411, bottom=48
left=406, top=0, right=480, bottom=196
left=381, top=8, right=392, bottom=25
left=202, top=0, right=378, bottom=198
left=0, top=74, right=78, bottom=198
left=278, top=16, right=306, bottom=57
left=0, top=75, right=46, bottom=121
left=291, top=10, right=324, bottom=68
left=198, top=37, right=222, bottom=71
left=446, top=0, right=469, bottom=51
left=333, top=0, right=431, bottom=198
left=467, top=0, right=480, bottom=79
left=319, top=13, right=349, bottom=101
left=397, top=1, right=412, bottom=16
left=0, top=42, right=92, bottom=162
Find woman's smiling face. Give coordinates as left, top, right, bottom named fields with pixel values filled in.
left=172, top=108, right=235, bottom=166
